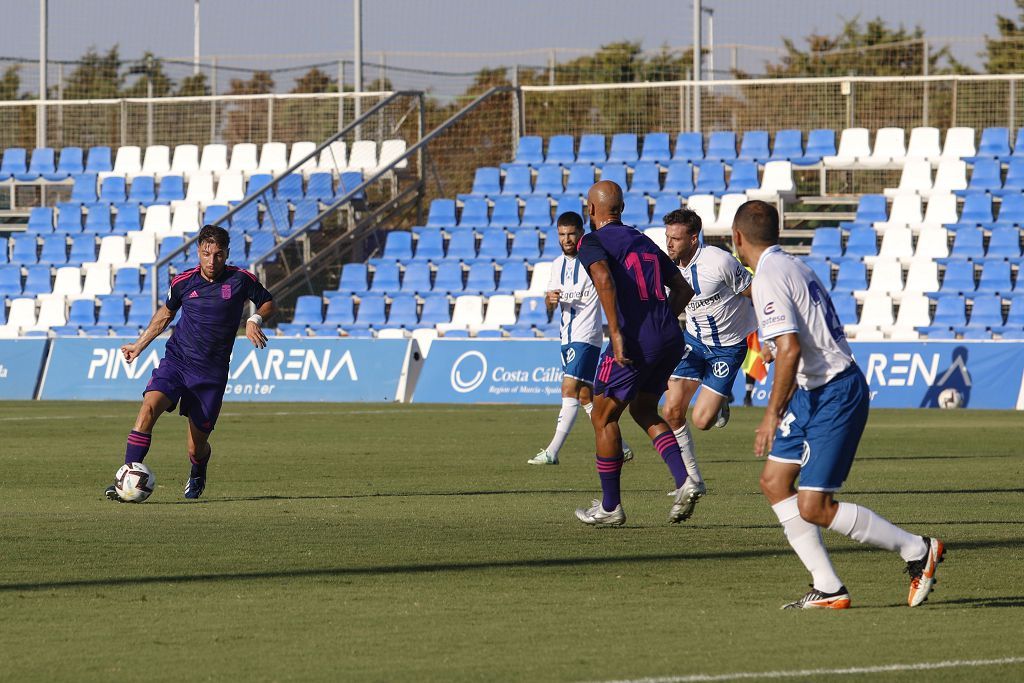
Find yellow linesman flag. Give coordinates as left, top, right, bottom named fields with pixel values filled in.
left=742, top=332, right=768, bottom=382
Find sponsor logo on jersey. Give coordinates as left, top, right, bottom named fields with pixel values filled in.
left=711, top=360, right=730, bottom=378
left=763, top=301, right=775, bottom=315
left=189, top=290, right=199, bottom=298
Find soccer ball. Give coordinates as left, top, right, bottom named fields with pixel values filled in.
left=937, top=388, right=963, bottom=409
left=115, top=462, right=156, bottom=503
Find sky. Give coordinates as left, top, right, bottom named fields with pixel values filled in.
left=0, top=0, right=1019, bottom=90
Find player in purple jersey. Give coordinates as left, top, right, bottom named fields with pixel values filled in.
left=104, top=225, right=276, bottom=501
left=573, top=181, right=695, bottom=527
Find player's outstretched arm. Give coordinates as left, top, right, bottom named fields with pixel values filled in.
left=246, top=300, right=277, bottom=349
left=587, top=259, right=630, bottom=366
left=121, top=305, right=176, bottom=363
left=754, top=332, right=800, bottom=457
left=664, top=268, right=695, bottom=317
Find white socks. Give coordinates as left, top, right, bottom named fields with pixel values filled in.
left=545, top=398, right=579, bottom=457
left=673, top=423, right=703, bottom=484
left=772, top=495, right=844, bottom=593
left=828, top=502, right=928, bottom=562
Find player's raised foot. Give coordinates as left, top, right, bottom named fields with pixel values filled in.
left=184, top=476, right=206, bottom=500
left=575, top=500, right=626, bottom=527
left=104, top=482, right=124, bottom=502
left=782, top=585, right=851, bottom=610
left=668, top=479, right=707, bottom=523
left=622, top=444, right=634, bottom=463
left=714, top=402, right=731, bottom=429
left=906, top=537, right=945, bottom=607
left=527, top=449, right=559, bottom=465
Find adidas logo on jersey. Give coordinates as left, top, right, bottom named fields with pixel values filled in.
left=189, top=290, right=199, bottom=298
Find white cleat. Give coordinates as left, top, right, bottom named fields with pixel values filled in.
left=668, top=479, right=707, bottom=523
left=527, top=449, right=559, bottom=465
left=714, top=402, right=731, bottom=429
left=907, top=537, right=946, bottom=607
left=622, top=444, right=634, bottom=463
left=575, top=499, right=626, bottom=527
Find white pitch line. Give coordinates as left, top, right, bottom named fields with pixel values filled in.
left=589, top=656, right=1024, bottom=683
left=0, top=407, right=549, bottom=422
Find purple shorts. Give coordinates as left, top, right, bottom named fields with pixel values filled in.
left=144, top=358, right=226, bottom=433
left=593, top=340, right=686, bottom=403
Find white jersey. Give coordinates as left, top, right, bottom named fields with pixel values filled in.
left=752, top=245, right=855, bottom=390
left=547, top=254, right=603, bottom=347
left=678, top=244, right=757, bottom=347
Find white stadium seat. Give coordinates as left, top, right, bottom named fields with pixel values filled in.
left=256, top=142, right=288, bottom=176
left=906, top=126, right=942, bottom=164
left=514, top=261, right=552, bottom=301
left=99, top=145, right=141, bottom=181
left=228, top=143, right=259, bottom=177
left=0, top=298, right=38, bottom=337
left=169, top=144, right=200, bottom=179
left=874, top=194, right=922, bottom=233
left=866, top=226, right=914, bottom=266
left=926, top=160, right=968, bottom=199
left=346, top=140, right=378, bottom=172
left=684, top=194, right=716, bottom=231
left=940, top=127, right=976, bottom=161
left=746, top=160, right=795, bottom=201
left=479, top=294, right=516, bottom=331
left=888, top=293, right=931, bottom=338
left=919, top=193, right=958, bottom=232
left=198, top=144, right=229, bottom=177
left=643, top=227, right=667, bottom=254
left=436, top=295, right=484, bottom=334
left=213, top=172, right=245, bottom=206
left=81, top=263, right=113, bottom=297
left=288, top=141, right=319, bottom=177
left=182, top=172, right=215, bottom=206
left=376, top=327, right=408, bottom=339
left=861, top=258, right=904, bottom=297
left=139, top=145, right=171, bottom=179
left=411, top=327, right=438, bottom=358
left=96, top=235, right=128, bottom=266
left=47, top=266, right=83, bottom=301
left=711, top=193, right=747, bottom=233
left=849, top=293, right=894, bottom=336
left=142, top=204, right=173, bottom=234
left=859, top=127, right=906, bottom=168
left=824, top=128, right=870, bottom=168
left=913, top=228, right=950, bottom=262
left=903, top=259, right=941, bottom=297
left=125, top=232, right=157, bottom=266
left=884, top=158, right=932, bottom=198
left=315, top=141, right=347, bottom=176
left=171, top=202, right=201, bottom=234
left=377, top=139, right=408, bottom=171
left=30, top=296, right=67, bottom=332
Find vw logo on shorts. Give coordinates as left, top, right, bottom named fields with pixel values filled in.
left=450, top=351, right=488, bottom=393
left=564, top=347, right=576, bottom=363
left=711, top=360, right=730, bottom=378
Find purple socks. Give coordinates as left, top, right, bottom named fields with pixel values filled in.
left=189, top=445, right=211, bottom=478
left=595, top=454, right=624, bottom=511
left=653, top=430, right=687, bottom=488
left=125, top=431, right=151, bottom=465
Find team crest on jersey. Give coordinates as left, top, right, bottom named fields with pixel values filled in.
left=221, top=284, right=232, bottom=299
left=711, top=360, right=730, bottom=378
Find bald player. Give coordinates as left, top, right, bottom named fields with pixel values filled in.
left=573, top=181, right=695, bottom=527
left=732, top=200, right=944, bottom=609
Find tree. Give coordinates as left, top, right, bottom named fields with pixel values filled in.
left=983, top=0, right=1024, bottom=73
left=121, top=52, right=174, bottom=98
left=223, top=71, right=275, bottom=145
left=63, top=47, right=124, bottom=99
left=0, top=64, right=21, bottom=100
left=176, top=72, right=211, bottom=97
left=292, top=67, right=335, bottom=94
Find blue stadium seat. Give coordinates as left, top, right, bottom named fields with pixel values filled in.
left=843, top=227, right=878, bottom=259
left=387, top=293, right=419, bottom=328
left=246, top=173, right=274, bottom=200
left=46, top=147, right=84, bottom=181
left=976, top=259, right=1012, bottom=294
left=84, top=203, right=113, bottom=234
left=553, top=194, right=584, bottom=223
left=85, top=147, right=112, bottom=174
left=577, top=134, right=607, bottom=165
left=640, top=133, right=671, bottom=163
left=321, top=293, right=356, bottom=329
left=465, top=262, right=497, bottom=294
left=830, top=292, right=857, bottom=327
left=622, top=193, right=651, bottom=226
left=477, top=230, right=509, bottom=261
left=545, top=135, right=575, bottom=165
left=293, top=199, right=320, bottom=233
left=962, top=294, right=1004, bottom=331
left=809, top=228, right=843, bottom=260
left=946, top=227, right=985, bottom=260
left=400, top=261, right=432, bottom=294
left=112, top=266, right=142, bottom=295
left=994, top=160, right=1024, bottom=197
left=127, top=176, right=156, bottom=205
left=353, top=294, right=387, bottom=328
left=652, top=194, right=681, bottom=224
left=804, top=258, right=833, bottom=288
left=230, top=202, right=260, bottom=232
left=999, top=292, right=1024, bottom=329
left=337, top=263, right=369, bottom=296
left=794, top=129, right=836, bottom=166
left=964, top=127, right=1011, bottom=164
left=38, top=235, right=67, bottom=265
left=11, top=235, right=38, bottom=264
left=369, top=260, right=401, bottom=293
left=433, top=261, right=464, bottom=293
left=662, top=161, right=694, bottom=196
left=987, top=226, right=1022, bottom=259
left=599, top=163, right=628, bottom=189
left=673, top=132, right=704, bottom=162
left=0, top=264, right=22, bottom=296
left=113, top=204, right=142, bottom=233
left=726, top=161, right=760, bottom=193
left=694, top=161, right=727, bottom=196
left=99, top=177, right=127, bottom=203
left=475, top=329, right=503, bottom=338
left=445, top=230, right=477, bottom=261
left=516, top=296, right=550, bottom=328
left=95, top=295, right=126, bottom=328
left=956, top=159, right=1002, bottom=198
left=771, top=130, right=803, bottom=161
left=69, top=235, right=97, bottom=265
left=427, top=199, right=457, bottom=228
left=158, top=236, right=189, bottom=266
left=540, top=228, right=562, bottom=260
left=496, top=262, right=528, bottom=293
left=338, top=171, right=366, bottom=202
left=0, top=148, right=27, bottom=179
left=382, top=232, right=413, bottom=262
left=126, top=295, right=156, bottom=328
left=630, top=162, right=661, bottom=194
left=705, top=132, right=737, bottom=162
left=343, top=328, right=374, bottom=338
left=833, top=260, right=867, bottom=293
left=502, top=165, right=533, bottom=196
left=565, top=164, right=596, bottom=194
left=534, top=165, right=565, bottom=195
left=738, top=131, right=770, bottom=163
left=418, top=293, right=451, bottom=327
left=489, top=197, right=520, bottom=228
left=247, top=232, right=277, bottom=262
left=0, top=237, right=7, bottom=264
left=291, top=295, right=324, bottom=327
left=919, top=295, right=965, bottom=335
left=70, top=174, right=98, bottom=203
left=22, top=264, right=52, bottom=296
left=938, top=261, right=976, bottom=296
left=263, top=200, right=291, bottom=234
left=510, top=136, right=543, bottom=167
left=509, top=231, right=540, bottom=261
left=157, top=175, right=186, bottom=204
left=203, top=204, right=230, bottom=227
left=960, top=328, right=993, bottom=339
left=840, top=194, right=888, bottom=229
left=275, top=173, right=304, bottom=201
left=521, top=196, right=553, bottom=227
left=994, top=191, right=1024, bottom=224
left=414, top=229, right=444, bottom=261
left=607, top=133, right=638, bottom=165
left=16, top=148, right=56, bottom=181
left=55, top=203, right=83, bottom=234
left=306, top=172, right=335, bottom=202
left=27, top=207, right=54, bottom=234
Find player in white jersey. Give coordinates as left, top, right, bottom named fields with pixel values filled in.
left=732, top=200, right=945, bottom=610
left=658, top=208, right=757, bottom=522
left=529, top=211, right=632, bottom=465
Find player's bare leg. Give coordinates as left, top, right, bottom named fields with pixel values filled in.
left=106, top=391, right=172, bottom=501
left=184, top=418, right=212, bottom=500
left=575, top=392, right=629, bottom=526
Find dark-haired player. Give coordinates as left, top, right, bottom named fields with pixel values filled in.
left=732, top=199, right=944, bottom=609
left=105, top=225, right=276, bottom=501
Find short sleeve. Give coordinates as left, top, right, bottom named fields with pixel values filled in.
left=165, top=281, right=183, bottom=311
left=248, top=278, right=273, bottom=307
left=576, top=233, right=609, bottom=270
left=547, top=258, right=560, bottom=291
left=728, top=256, right=753, bottom=294
left=753, top=274, right=798, bottom=340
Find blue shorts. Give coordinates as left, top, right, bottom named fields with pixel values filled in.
left=671, top=331, right=748, bottom=397
left=144, top=358, right=226, bottom=434
left=769, top=365, right=870, bottom=492
left=594, top=338, right=686, bottom=403
left=561, top=342, right=601, bottom=385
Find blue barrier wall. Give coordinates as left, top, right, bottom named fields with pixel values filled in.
left=39, top=337, right=412, bottom=402
left=0, top=339, right=48, bottom=399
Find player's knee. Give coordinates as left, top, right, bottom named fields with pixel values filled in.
left=692, top=411, right=715, bottom=431
left=662, top=402, right=684, bottom=429
left=797, top=499, right=831, bottom=527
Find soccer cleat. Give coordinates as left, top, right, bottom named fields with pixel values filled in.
left=527, top=449, right=559, bottom=465
left=184, top=476, right=206, bottom=500
left=104, top=482, right=125, bottom=502
left=622, top=444, right=634, bottom=462
left=782, top=585, right=851, bottom=610
left=668, top=479, right=707, bottom=523
left=906, top=537, right=945, bottom=607
left=715, top=402, right=731, bottom=428
left=575, top=499, right=626, bottom=527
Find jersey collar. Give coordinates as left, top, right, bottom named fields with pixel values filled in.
left=755, top=244, right=783, bottom=273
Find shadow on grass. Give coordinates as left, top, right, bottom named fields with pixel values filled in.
left=932, top=595, right=1024, bottom=608
left=145, top=489, right=673, bottom=505
left=845, top=488, right=1024, bottom=496
left=1, top=538, right=1018, bottom=594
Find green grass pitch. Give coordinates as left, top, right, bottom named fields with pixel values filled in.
left=1, top=401, right=1022, bottom=682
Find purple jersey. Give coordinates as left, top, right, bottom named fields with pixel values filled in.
left=577, top=221, right=683, bottom=359
left=164, top=265, right=273, bottom=374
